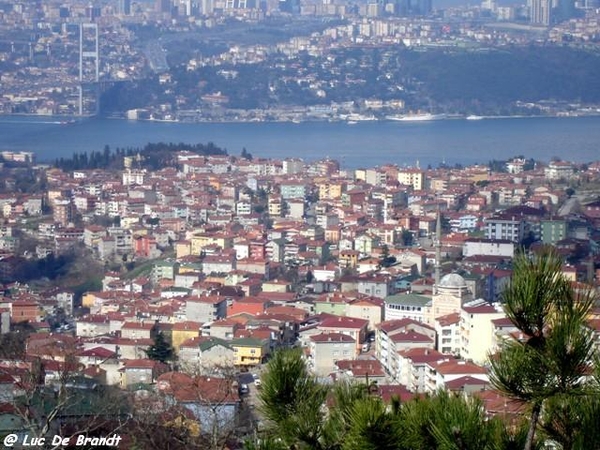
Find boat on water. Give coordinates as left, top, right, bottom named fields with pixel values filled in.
left=386, top=113, right=446, bottom=122
left=466, top=115, right=484, bottom=121
left=347, top=121, right=358, bottom=125
left=346, top=113, right=377, bottom=122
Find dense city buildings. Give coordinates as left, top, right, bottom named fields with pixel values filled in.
left=1, top=0, right=600, bottom=118
left=1, top=0, right=600, bottom=445
left=0, top=144, right=599, bottom=445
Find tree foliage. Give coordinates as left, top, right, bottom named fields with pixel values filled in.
left=488, top=247, right=598, bottom=450
left=251, top=349, right=538, bottom=450
left=145, top=332, right=173, bottom=363
left=54, top=141, right=227, bottom=172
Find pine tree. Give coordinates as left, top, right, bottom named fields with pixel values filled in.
left=488, top=248, right=597, bottom=450
left=145, top=332, right=173, bottom=363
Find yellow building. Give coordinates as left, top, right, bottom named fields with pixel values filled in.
left=190, top=233, right=233, bottom=255
left=339, top=250, right=360, bottom=269
left=81, top=292, right=100, bottom=309
left=354, top=169, right=367, bottom=182
left=171, top=321, right=202, bottom=355
left=176, top=240, right=192, bottom=259
left=268, top=199, right=282, bottom=217
left=324, top=226, right=341, bottom=244
left=317, top=180, right=345, bottom=200
left=397, top=169, right=425, bottom=191
left=231, top=337, right=269, bottom=367
left=208, top=175, right=221, bottom=191
left=261, top=280, right=291, bottom=293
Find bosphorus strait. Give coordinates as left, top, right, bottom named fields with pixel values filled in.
left=1, top=115, right=600, bottom=168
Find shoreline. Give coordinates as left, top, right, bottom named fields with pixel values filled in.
left=3, top=111, right=600, bottom=125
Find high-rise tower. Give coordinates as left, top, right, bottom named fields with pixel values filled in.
left=79, top=23, right=99, bottom=116
left=434, top=208, right=441, bottom=293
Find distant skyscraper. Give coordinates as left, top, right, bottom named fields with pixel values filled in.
left=530, top=0, right=551, bottom=24
left=156, top=0, right=172, bottom=13
left=279, top=0, right=299, bottom=13
left=86, top=4, right=102, bottom=20
left=118, top=0, right=131, bottom=15
left=178, top=0, right=192, bottom=15
left=415, top=0, right=432, bottom=15
left=555, top=0, right=575, bottom=22
left=393, top=0, right=431, bottom=16
left=200, top=0, right=214, bottom=14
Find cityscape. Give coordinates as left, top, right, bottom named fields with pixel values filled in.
left=1, top=0, right=600, bottom=449
left=1, top=0, right=600, bottom=119
left=0, top=146, right=599, bottom=447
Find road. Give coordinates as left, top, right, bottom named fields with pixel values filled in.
left=238, top=368, right=266, bottom=430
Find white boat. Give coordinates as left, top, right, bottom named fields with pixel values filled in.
left=466, top=115, right=484, bottom=120
left=347, top=121, right=358, bottom=125
left=347, top=113, right=377, bottom=122
left=387, top=113, right=446, bottom=122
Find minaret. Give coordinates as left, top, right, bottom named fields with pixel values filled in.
left=434, top=208, right=441, bottom=294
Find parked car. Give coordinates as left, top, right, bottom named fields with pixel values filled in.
left=238, top=383, right=249, bottom=395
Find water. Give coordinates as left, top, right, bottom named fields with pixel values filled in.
left=0, top=115, right=599, bottom=169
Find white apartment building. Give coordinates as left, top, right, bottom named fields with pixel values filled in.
left=434, top=312, right=461, bottom=356
left=424, top=359, right=488, bottom=394
left=460, top=299, right=506, bottom=364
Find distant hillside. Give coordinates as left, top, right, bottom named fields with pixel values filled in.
left=401, top=46, right=600, bottom=111
left=100, top=44, right=600, bottom=116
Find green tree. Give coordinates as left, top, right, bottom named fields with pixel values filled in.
left=400, top=390, right=505, bottom=450
left=341, top=395, right=401, bottom=450
left=540, top=394, right=600, bottom=450
left=488, top=248, right=597, bottom=450
left=253, top=349, right=515, bottom=450
left=258, top=348, right=330, bottom=449
left=145, top=332, right=173, bottom=363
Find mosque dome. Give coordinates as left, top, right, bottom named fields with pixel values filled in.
left=438, top=273, right=467, bottom=289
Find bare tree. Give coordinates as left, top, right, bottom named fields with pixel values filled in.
left=128, top=363, right=250, bottom=450
left=1, top=335, right=130, bottom=449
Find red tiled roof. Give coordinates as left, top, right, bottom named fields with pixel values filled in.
left=436, top=312, right=460, bottom=326
left=122, top=359, right=160, bottom=369
left=310, top=332, right=355, bottom=343
left=462, top=304, right=500, bottom=314
left=335, top=359, right=386, bottom=377
left=79, top=347, right=116, bottom=359
left=375, top=384, right=418, bottom=403
left=390, top=331, right=434, bottom=343
left=378, top=318, right=434, bottom=333
left=445, top=375, right=490, bottom=390
left=398, top=347, right=445, bottom=364
left=432, top=359, right=487, bottom=375
left=492, top=317, right=515, bottom=327
left=319, top=315, right=368, bottom=330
